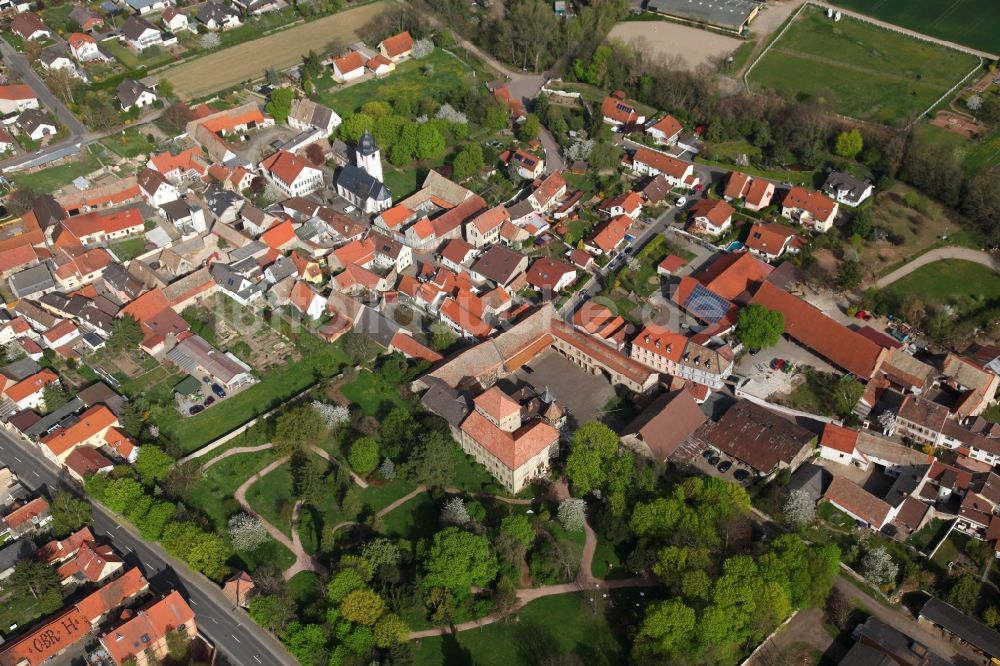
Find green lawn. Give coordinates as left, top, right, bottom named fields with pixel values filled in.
left=245, top=460, right=296, bottom=538
left=315, top=49, right=472, bottom=117
left=12, top=145, right=105, bottom=192
left=109, top=237, right=149, bottom=262
left=591, top=535, right=626, bottom=580
left=101, top=128, right=157, bottom=158
left=883, top=259, right=1000, bottom=318
left=40, top=4, right=75, bottom=33
left=412, top=593, right=626, bottom=666
left=0, top=593, right=50, bottom=638
left=340, top=372, right=410, bottom=418
left=448, top=445, right=506, bottom=495
left=931, top=531, right=965, bottom=569
left=104, top=42, right=176, bottom=71
left=906, top=518, right=953, bottom=552
left=161, top=340, right=348, bottom=454
left=828, top=0, right=1000, bottom=55
left=818, top=500, right=857, bottom=530
left=382, top=165, right=421, bottom=200
left=748, top=6, right=980, bottom=125
left=380, top=490, right=437, bottom=541
left=184, top=449, right=278, bottom=530
left=362, top=478, right=419, bottom=515
left=963, top=125, right=1000, bottom=174
left=115, top=363, right=180, bottom=398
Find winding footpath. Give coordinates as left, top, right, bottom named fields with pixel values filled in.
left=874, top=247, right=1000, bottom=288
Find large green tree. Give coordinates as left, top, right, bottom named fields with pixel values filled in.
left=49, top=490, right=92, bottom=538
left=265, top=88, right=294, bottom=124
left=564, top=422, right=619, bottom=494
left=348, top=437, right=380, bottom=476
left=736, top=303, right=784, bottom=350
left=135, top=445, right=175, bottom=486
left=634, top=599, right=696, bottom=657
left=108, top=315, right=143, bottom=353
left=274, top=404, right=327, bottom=456
left=11, top=560, right=63, bottom=613
left=422, top=527, right=499, bottom=594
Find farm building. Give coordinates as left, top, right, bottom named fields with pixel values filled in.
left=646, top=0, right=760, bottom=34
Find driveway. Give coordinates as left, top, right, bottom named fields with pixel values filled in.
left=875, top=247, right=1000, bottom=288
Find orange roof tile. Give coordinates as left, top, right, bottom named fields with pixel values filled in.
left=389, top=330, right=442, bottom=363
left=332, top=51, right=365, bottom=74
left=381, top=31, right=414, bottom=57
left=104, top=427, right=138, bottom=461
left=474, top=386, right=521, bottom=421
left=38, top=527, right=95, bottom=564
left=5, top=369, right=58, bottom=403
left=689, top=198, right=734, bottom=228
left=76, top=568, right=148, bottom=624
left=3, top=496, right=49, bottom=531
left=632, top=148, right=691, bottom=179
left=260, top=150, right=315, bottom=186
left=149, top=147, right=205, bottom=177
left=821, top=423, right=859, bottom=454
left=724, top=172, right=751, bottom=199
left=40, top=405, right=118, bottom=458
left=461, top=410, right=558, bottom=470
left=101, top=591, right=194, bottom=666
left=0, top=243, right=39, bottom=274
left=0, top=608, right=89, bottom=666
left=0, top=84, right=36, bottom=101
left=471, top=205, right=510, bottom=234
left=824, top=475, right=891, bottom=527
left=649, top=114, right=682, bottom=138
left=745, top=222, right=802, bottom=256
left=601, top=96, right=639, bottom=124
left=632, top=326, right=686, bottom=363
left=260, top=219, right=296, bottom=251
left=57, top=540, right=121, bottom=583
left=61, top=208, right=144, bottom=241
left=588, top=214, right=632, bottom=253
left=783, top=186, right=836, bottom=220
left=745, top=179, right=774, bottom=208
left=120, top=288, right=168, bottom=325
left=379, top=204, right=413, bottom=229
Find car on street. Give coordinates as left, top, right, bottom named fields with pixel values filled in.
left=189, top=405, right=204, bottom=415
left=581, top=290, right=590, bottom=299
left=717, top=460, right=733, bottom=473
left=211, top=383, right=227, bottom=398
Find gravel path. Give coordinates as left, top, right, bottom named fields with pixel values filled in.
left=874, top=247, right=1000, bottom=288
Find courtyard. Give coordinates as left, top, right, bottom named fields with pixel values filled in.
left=510, top=348, right=618, bottom=430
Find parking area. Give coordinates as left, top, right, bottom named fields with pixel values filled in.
left=690, top=443, right=757, bottom=487
left=174, top=375, right=248, bottom=417
left=510, top=349, right=617, bottom=429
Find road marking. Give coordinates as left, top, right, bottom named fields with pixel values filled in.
left=231, top=634, right=240, bottom=644
left=13, top=456, right=20, bottom=462
left=189, top=599, right=197, bottom=606
left=115, top=524, right=121, bottom=530
left=125, top=546, right=133, bottom=553
left=32, top=471, right=39, bottom=478
left=253, top=656, right=262, bottom=663
left=210, top=617, right=218, bottom=624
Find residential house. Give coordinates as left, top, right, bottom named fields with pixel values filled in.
left=941, top=352, right=999, bottom=419
left=40, top=404, right=119, bottom=464
left=63, top=445, right=114, bottom=483
left=687, top=199, right=734, bottom=236
left=3, top=497, right=52, bottom=537
left=70, top=7, right=105, bottom=32
left=10, top=12, right=50, bottom=41
left=601, top=91, right=645, bottom=128
left=233, top=0, right=283, bottom=15
left=0, top=84, right=38, bottom=115
left=120, top=16, right=163, bottom=51
left=9, top=263, right=56, bottom=300
left=527, top=171, right=566, bottom=214
left=781, top=186, right=839, bottom=233
left=161, top=7, right=188, bottom=32
left=464, top=206, right=510, bottom=248
left=288, top=281, right=325, bottom=320
left=892, top=394, right=951, bottom=447
left=598, top=191, right=643, bottom=219
left=17, top=109, right=57, bottom=142
left=67, top=33, right=107, bottom=63
left=630, top=147, right=696, bottom=188
left=125, top=0, right=175, bottom=14
left=744, top=222, right=805, bottom=261
left=723, top=172, right=751, bottom=201
left=137, top=168, right=178, bottom=207
left=40, top=48, right=78, bottom=75
left=370, top=232, right=412, bottom=273
left=210, top=262, right=265, bottom=307
left=260, top=150, right=323, bottom=197
left=525, top=257, right=576, bottom=294
left=196, top=2, right=242, bottom=30
left=510, top=150, right=544, bottom=179
left=148, top=148, right=206, bottom=183
left=822, top=171, right=873, bottom=207
left=824, top=475, right=894, bottom=530
left=116, top=78, right=157, bottom=111
left=165, top=333, right=254, bottom=390
left=470, top=245, right=528, bottom=289
left=331, top=51, right=366, bottom=81
left=646, top=114, right=682, bottom=146
left=378, top=31, right=414, bottom=62
left=58, top=208, right=145, bottom=247
left=0, top=128, right=14, bottom=153
left=99, top=591, right=196, bottom=666
left=57, top=540, right=123, bottom=586
left=744, top=179, right=775, bottom=211
left=585, top=214, right=631, bottom=256
left=367, top=54, right=393, bottom=77
left=439, top=238, right=478, bottom=273
left=4, top=369, right=59, bottom=411
left=288, top=98, right=341, bottom=135
left=374, top=204, right=414, bottom=236
left=459, top=386, right=560, bottom=493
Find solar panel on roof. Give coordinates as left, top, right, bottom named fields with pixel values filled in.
left=684, top=283, right=731, bottom=323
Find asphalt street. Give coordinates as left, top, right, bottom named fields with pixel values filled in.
left=0, top=428, right=297, bottom=666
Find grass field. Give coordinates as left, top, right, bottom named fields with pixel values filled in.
left=883, top=259, right=1000, bottom=316
left=11, top=145, right=104, bottom=193
left=411, top=593, right=626, bottom=666
left=829, top=0, right=1000, bottom=55
left=749, top=7, right=979, bottom=125
left=315, top=49, right=472, bottom=116
left=164, top=1, right=390, bottom=99
left=100, top=128, right=157, bottom=158
left=340, top=371, right=409, bottom=419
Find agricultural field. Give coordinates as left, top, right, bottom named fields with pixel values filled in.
left=829, top=0, right=1000, bottom=55
left=748, top=6, right=980, bottom=125
left=163, top=0, right=389, bottom=99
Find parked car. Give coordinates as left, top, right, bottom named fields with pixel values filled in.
left=201, top=375, right=211, bottom=383
left=211, top=383, right=227, bottom=399
left=203, top=396, right=215, bottom=407
left=189, top=405, right=204, bottom=415
left=344, top=205, right=356, bottom=214
left=717, top=460, right=733, bottom=473
left=854, top=310, right=872, bottom=321
left=702, top=449, right=716, bottom=459
left=708, top=456, right=720, bottom=466
left=676, top=196, right=687, bottom=207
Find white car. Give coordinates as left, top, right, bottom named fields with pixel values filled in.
left=675, top=196, right=687, bottom=207
left=344, top=205, right=356, bottom=214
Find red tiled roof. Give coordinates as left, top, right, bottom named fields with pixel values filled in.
left=5, top=369, right=59, bottom=404
left=120, top=288, right=169, bottom=326
left=333, top=238, right=375, bottom=267
left=200, top=106, right=266, bottom=134
left=440, top=238, right=476, bottom=266
left=632, top=148, right=691, bottom=179
left=261, top=150, right=314, bottom=186
left=149, top=147, right=205, bottom=177
left=599, top=191, right=643, bottom=215
left=551, top=320, right=653, bottom=386
left=461, top=409, right=558, bottom=470
left=531, top=171, right=566, bottom=207
left=260, top=219, right=296, bottom=251
left=745, top=179, right=774, bottom=208
left=783, top=186, right=836, bottom=220
left=632, top=326, right=686, bottom=363
left=658, top=255, right=686, bottom=274
left=389, top=331, right=442, bottom=363
left=380, top=31, right=414, bottom=58
left=61, top=208, right=143, bottom=241
left=745, top=222, right=802, bottom=255
left=64, top=446, right=114, bottom=478
left=526, top=257, right=575, bottom=291
left=695, top=252, right=773, bottom=302
left=332, top=51, right=365, bottom=74
left=67, top=32, right=96, bottom=48
left=601, top=96, right=639, bottom=124
left=289, top=280, right=320, bottom=314
left=474, top=386, right=521, bottom=421
left=689, top=199, right=734, bottom=228
left=379, top=204, right=413, bottom=229
left=57, top=541, right=121, bottom=583
left=821, top=423, right=859, bottom=454
left=588, top=214, right=631, bottom=253
left=724, top=172, right=751, bottom=200
left=76, top=568, right=149, bottom=624
left=41, top=405, right=118, bottom=458
left=367, top=53, right=392, bottom=70
left=100, top=591, right=194, bottom=666
left=4, top=496, right=49, bottom=531
left=824, top=475, right=891, bottom=527
left=649, top=114, right=682, bottom=139
left=0, top=243, right=39, bottom=275
left=0, top=84, right=37, bottom=101
left=470, top=205, right=510, bottom=234
left=751, top=281, right=885, bottom=378
left=0, top=608, right=89, bottom=666
left=104, top=427, right=138, bottom=461
left=38, top=527, right=95, bottom=564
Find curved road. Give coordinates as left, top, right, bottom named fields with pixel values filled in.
left=875, top=247, right=1000, bottom=288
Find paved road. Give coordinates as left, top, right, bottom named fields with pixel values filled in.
left=0, top=429, right=298, bottom=666
left=875, top=247, right=1000, bottom=288
left=810, top=0, right=998, bottom=60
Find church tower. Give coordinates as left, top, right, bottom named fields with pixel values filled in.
left=356, top=130, right=383, bottom=184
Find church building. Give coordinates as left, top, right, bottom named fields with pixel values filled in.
left=336, top=131, right=392, bottom=215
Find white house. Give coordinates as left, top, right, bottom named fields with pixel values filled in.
left=687, top=199, right=734, bottom=237
left=781, top=187, right=839, bottom=233
left=120, top=17, right=163, bottom=51
left=331, top=52, right=365, bottom=82
left=196, top=2, right=242, bottom=31
left=378, top=31, right=414, bottom=62
left=822, top=171, right=874, bottom=207
left=138, top=168, right=179, bottom=207
left=17, top=110, right=56, bottom=142
left=39, top=50, right=77, bottom=75
left=260, top=150, right=324, bottom=198
left=630, top=147, right=697, bottom=188
left=287, top=98, right=341, bottom=135
left=161, top=8, right=189, bottom=33
left=646, top=114, right=682, bottom=146
left=67, top=33, right=107, bottom=63
left=125, top=0, right=175, bottom=15
left=0, top=85, right=39, bottom=115
left=116, top=78, right=158, bottom=111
